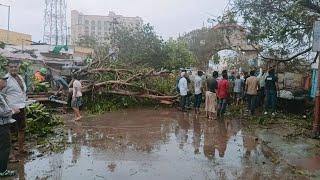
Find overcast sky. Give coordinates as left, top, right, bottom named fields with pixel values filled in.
left=0, top=0, right=228, bottom=42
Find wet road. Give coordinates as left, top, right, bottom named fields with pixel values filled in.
left=8, top=109, right=306, bottom=180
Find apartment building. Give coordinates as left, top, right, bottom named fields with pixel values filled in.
left=71, top=10, right=143, bottom=45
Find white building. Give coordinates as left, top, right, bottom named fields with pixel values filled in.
left=71, top=10, right=143, bottom=45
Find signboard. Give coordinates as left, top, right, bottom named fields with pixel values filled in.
left=313, top=21, right=320, bottom=52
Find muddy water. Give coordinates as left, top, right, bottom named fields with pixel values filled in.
left=8, top=109, right=304, bottom=180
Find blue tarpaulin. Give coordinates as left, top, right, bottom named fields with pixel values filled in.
left=311, top=69, right=318, bottom=98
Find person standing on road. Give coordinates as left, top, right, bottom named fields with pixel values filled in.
left=205, top=71, right=218, bottom=119
left=0, top=71, right=16, bottom=177
left=233, top=75, right=243, bottom=106
left=185, top=71, right=193, bottom=109
left=257, top=69, right=267, bottom=107
left=2, top=61, right=27, bottom=158
left=245, top=70, right=259, bottom=115
left=264, top=68, right=278, bottom=116
left=194, top=71, right=203, bottom=114
left=217, top=72, right=229, bottom=117
left=178, top=72, right=188, bottom=112
left=71, top=74, right=83, bottom=121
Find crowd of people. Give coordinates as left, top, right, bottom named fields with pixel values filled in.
left=0, top=61, right=83, bottom=177
left=177, top=68, right=279, bottom=119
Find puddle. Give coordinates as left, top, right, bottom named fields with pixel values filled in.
left=7, top=109, right=307, bottom=179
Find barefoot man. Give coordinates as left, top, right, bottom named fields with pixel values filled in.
left=205, top=71, right=218, bottom=119
left=71, top=74, right=83, bottom=121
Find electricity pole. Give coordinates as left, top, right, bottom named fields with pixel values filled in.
left=0, top=4, right=10, bottom=43
left=312, top=20, right=320, bottom=137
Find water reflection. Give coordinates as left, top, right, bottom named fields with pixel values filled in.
left=192, top=116, right=201, bottom=154
left=10, top=109, right=296, bottom=179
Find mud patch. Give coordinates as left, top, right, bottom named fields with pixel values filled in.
left=6, top=109, right=311, bottom=179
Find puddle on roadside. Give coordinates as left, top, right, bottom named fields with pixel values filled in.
left=7, top=109, right=307, bottom=180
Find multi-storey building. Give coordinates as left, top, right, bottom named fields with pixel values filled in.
left=71, top=10, right=143, bottom=45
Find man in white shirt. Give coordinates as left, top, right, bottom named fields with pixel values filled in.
left=0, top=71, right=16, bottom=177
left=2, top=61, right=27, bottom=157
left=178, top=72, right=188, bottom=112
left=257, top=69, right=267, bottom=107
left=194, top=71, right=203, bottom=114
left=71, top=74, right=83, bottom=121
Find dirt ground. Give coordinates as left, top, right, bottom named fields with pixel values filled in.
left=4, top=108, right=320, bottom=180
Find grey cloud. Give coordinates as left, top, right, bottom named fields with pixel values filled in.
left=0, top=0, right=227, bottom=41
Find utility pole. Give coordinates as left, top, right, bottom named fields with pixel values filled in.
left=0, top=4, right=11, bottom=43
left=312, top=20, right=320, bottom=137
left=313, top=55, right=320, bottom=137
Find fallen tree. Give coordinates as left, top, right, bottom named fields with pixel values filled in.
left=30, top=57, right=179, bottom=107
left=79, top=66, right=178, bottom=104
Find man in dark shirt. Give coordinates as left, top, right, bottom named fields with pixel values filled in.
left=207, top=71, right=218, bottom=93
left=205, top=71, right=218, bottom=119
left=264, top=68, right=278, bottom=116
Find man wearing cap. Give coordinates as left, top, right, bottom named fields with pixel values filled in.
left=0, top=71, right=16, bottom=177
left=34, top=68, right=47, bottom=82
left=2, top=61, right=27, bottom=157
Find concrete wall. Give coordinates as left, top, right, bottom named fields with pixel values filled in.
left=0, top=29, right=32, bottom=45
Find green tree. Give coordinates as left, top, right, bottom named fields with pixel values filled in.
left=162, top=40, right=196, bottom=70
left=92, top=23, right=196, bottom=70
left=231, top=0, right=320, bottom=61
left=0, top=55, right=8, bottom=73
left=179, top=27, right=228, bottom=68
left=113, top=23, right=165, bottom=68
left=212, top=54, right=221, bottom=64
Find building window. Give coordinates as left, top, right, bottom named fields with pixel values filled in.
left=91, top=26, right=95, bottom=30
left=78, top=16, right=83, bottom=25
left=85, top=20, right=89, bottom=25
left=91, top=20, right=95, bottom=26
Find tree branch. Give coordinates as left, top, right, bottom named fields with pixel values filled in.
left=311, top=52, right=319, bottom=64
left=252, top=45, right=312, bottom=62
left=301, top=0, right=320, bottom=13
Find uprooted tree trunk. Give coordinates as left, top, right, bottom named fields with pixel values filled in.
left=74, top=57, right=178, bottom=104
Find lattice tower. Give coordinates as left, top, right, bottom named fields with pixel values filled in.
left=43, top=0, right=67, bottom=45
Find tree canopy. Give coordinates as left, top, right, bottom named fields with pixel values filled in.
left=88, top=23, right=196, bottom=70
left=231, top=0, right=320, bottom=61
left=112, top=23, right=164, bottom=68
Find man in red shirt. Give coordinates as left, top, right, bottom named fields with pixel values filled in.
left=217, top=72, right=229, bottom=117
